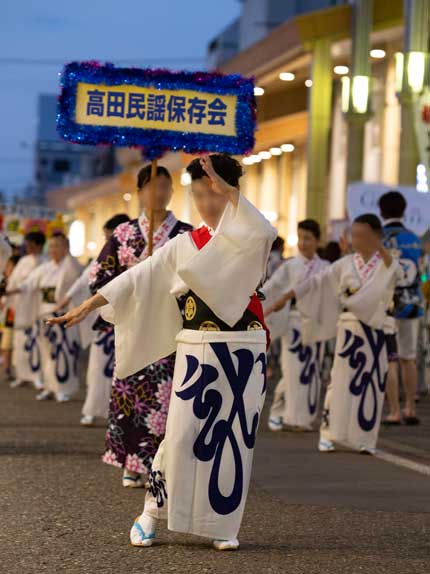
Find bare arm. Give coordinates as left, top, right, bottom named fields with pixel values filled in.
left=47, top=292, right=108, bottom=328
left=266, top=288, right=296, bottom=315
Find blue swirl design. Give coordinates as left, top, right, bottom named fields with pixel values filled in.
left=288, top=328, right=322, bottom=415
left=149, top=470, right=168, bottom=508
left=23, top=321, right=41, bottom=373
left=44, top=319, right=80, bottom=384
left=338, top=322, right=387, bottom=431
left=95, top=329, right=115, bottom=378
left=175, top=342, right=266, bottom=516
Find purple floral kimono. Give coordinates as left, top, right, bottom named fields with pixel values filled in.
left=89, top=212, right=192, bottom=474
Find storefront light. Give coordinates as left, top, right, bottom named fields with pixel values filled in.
left=341, top=76, right=350, bottom=113
left=281, top=143, right=295, bottom=153
left=69, top=220, right=85, bottom=257
left=242, top=156, right=255, bottom=165
left=334, top=65, right=349, bottom=76
left=123, top=192, right=132, bottom=201
left=180, top=171, right=192, bottom=186
left=394, top=52, right=404, bottom=93
left=305, top=79, right=313, bottom=87
left=287, top=233, right=298, bottom=247
left=258, top=150, right=272, bottom=160
left=279, top=72, right=295, bottom=81
left=254, top=86, right=265, bottom=96
left=250, top=154, right=262, bottom=163
left=370, top=49, right=386, bottom=59
left=407, top=52, right=426, bottom=93
left=87, top=241, right=97, bottom=252
left=269, top=147, right=282, bottom=156
left=416, top=163, right=429, bottom=193
left=351, top=75, right=369, bottom=114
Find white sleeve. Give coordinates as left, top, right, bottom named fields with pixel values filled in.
left=177, top=195, right=277, bottom=327
left=98, top=238, right=183, bottom=378
left=66, top=264, right=92, bottom=300
left=295, top=259, right=342, bottom=300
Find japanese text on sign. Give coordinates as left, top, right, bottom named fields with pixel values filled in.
left=75, top=83, right=237, bottom=136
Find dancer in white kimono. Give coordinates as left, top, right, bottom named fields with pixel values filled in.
left=56, top=214, right=130, bottom=425
left=8, top=232, right=46, bottom=389
left=263, top=219, right=327, bottom=431
left=0, top=233, right=12, bottom=279
left=49, top=154, right=276, bottom=551
left=268, top=214, right=400, bottom=455
left=8, top=233, right=83, bottom=402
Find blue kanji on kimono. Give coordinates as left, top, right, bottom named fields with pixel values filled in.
left=24, top=322, right=41, bottom=373
left=289, top=329, right=321, bottom=415
left=44, top=320, right=80, bottom=383
left=338, top=322, right=387, bottom=431
left=176, top=342, right=266, bottom=516
left=95, top=329, right=115, bottom=378
left=86, top=89, right=105, bottom=116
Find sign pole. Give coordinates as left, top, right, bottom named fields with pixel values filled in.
left=148, top=158, right=157, bottom=256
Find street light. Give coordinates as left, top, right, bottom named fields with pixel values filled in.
left=407, top=51, right=426, bottom=93
left=351, top=75, right=370, bottom=114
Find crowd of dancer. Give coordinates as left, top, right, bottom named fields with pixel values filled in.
left=1, top=155, right=428, bottom=551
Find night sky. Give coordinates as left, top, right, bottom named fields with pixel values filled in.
left=1, top=0, right=240, bottom=198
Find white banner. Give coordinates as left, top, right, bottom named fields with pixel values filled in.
left=347, top=182, right=430, bottom=237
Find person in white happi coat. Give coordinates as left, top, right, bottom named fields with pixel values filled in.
left=55, top=214, right=130, bottom=426
left=8, top=231, right=47, bottom=389
left=268, top=214, right=400, bottom=455
left=263, top=219, right=328, bottom=432
left=49, top=154, right=276, bottom=552
left=8, top=233, right=83, bottom=402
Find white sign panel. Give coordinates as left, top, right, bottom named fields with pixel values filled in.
left=347, top=182, right=430, bottom=237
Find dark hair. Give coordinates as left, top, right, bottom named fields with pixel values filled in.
left=25, top=231, right=46, bottom=247
left=378, top=191, right=407, bottom=219
left=323, top=241, right=341, bottom=263
left=271, top=236, right=285, bottom=252
left=186, top=154, right=243, bottom=187
left=137, top=165, right=172, bottom=189
left=104, top=213, right=130, bottom=231
left=8, top=255, right=21, bottom=266
left=298, top=219, right=321, bottom=240
left=51, top=231, right=69, bottom=244
left=353, top=213, right=382, bottom=234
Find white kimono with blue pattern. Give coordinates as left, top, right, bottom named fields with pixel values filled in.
left=98, top=196, right=276, bottom=540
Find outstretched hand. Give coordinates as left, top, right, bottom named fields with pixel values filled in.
left=46, top=303, right=90, bottom=328
left=199, top=155, right=239, bottom=205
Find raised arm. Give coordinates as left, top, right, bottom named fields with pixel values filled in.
left=200, top=155, right=239, bottom=207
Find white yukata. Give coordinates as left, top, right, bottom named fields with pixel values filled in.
left=66, top=263, right=113, bottom=419
left=0, top=234, right=11, bottom=279
left=294, top=252, right=399, bottom=452
left=21, top=255, right=83, bottom=399
left=98, top=195, right=276, bottom=540
left=263, top=255, right=328, bottom=428
left=9, top=254, right=46, bottom=386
